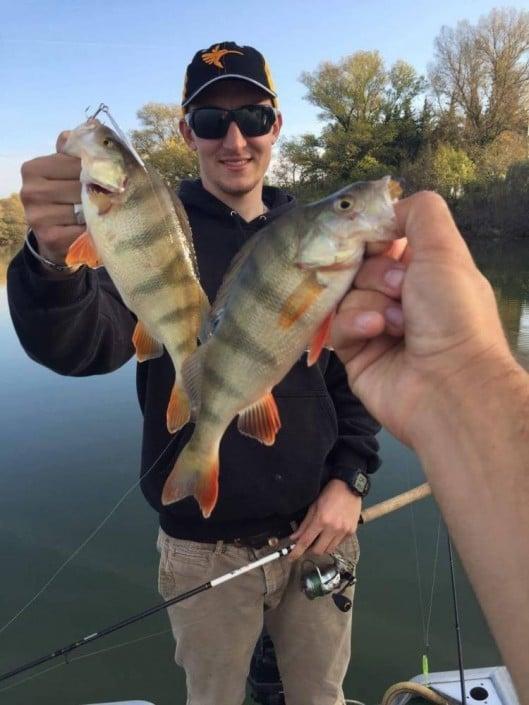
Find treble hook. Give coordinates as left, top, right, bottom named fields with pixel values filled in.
left=85, top=103, right=108, bottom=121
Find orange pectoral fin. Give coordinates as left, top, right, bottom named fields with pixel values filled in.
left=307, top=312, right=334, bottom=366
left=166, top=382, right=191, bottom=433
left=132, top=321, right=164, bottom=362
left=237, top=392, right=281, bottom=446
left=279, top=275, right=326, bottom=329
left=65, top=231, right=102, bottom=268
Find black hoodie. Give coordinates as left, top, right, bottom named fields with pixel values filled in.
left=7, top=180, right=380, bottom=541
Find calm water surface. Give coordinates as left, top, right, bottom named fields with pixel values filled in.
left=0, top=240, right=527, bottom=705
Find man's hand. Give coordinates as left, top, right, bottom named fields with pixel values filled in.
left=331, top=191, right=511, bottom=448
left=20, top=132, right=83, bottom=266
left=288, top=479, right=362, bottom=561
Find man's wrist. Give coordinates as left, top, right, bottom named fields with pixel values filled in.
left=330, top=468, right=371, bottom=497
left=25, top=229, right=77, bottom=278
left=410, top=351, right=528, bottom=462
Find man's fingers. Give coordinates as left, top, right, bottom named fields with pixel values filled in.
left=21, top=153, right=81, bottom=181
left=353, top=256, right=406, bottom=298
left=22, top=177, right=82, bottom=206
left=311, top=530, right=346, bottom=556
left=25, top=203, right=80, bottom=229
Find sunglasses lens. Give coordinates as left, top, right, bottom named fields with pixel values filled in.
left=189, top=106, right=276, bottom=139
left=236, top=106, right=276, bottom=137
left=190, top=109, right=230, bottom=139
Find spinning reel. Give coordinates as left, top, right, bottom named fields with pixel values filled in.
left=300, top=551, right=357, bottom=612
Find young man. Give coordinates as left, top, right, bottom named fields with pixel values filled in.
left=8, top=42, right=381, bottom=705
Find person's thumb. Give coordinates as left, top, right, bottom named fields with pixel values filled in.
left=394, top=191, right=473, bottom=265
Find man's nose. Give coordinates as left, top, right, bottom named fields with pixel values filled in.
left=222, top=120, right=247, bottom=149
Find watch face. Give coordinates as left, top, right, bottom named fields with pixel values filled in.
left=354, top=473, right=369, bottom=493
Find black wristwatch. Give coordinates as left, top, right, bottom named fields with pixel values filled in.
left=334, top=469, right=371, bottom=498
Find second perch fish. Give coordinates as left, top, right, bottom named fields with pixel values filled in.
left=61, top=119, right=209, bottom=432
left=162, top=176, right=402, bottom=518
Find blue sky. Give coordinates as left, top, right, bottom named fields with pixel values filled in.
left=1, top=0, right=527, bottom=196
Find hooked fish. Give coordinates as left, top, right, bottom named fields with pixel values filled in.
left=60, top=119, right=209, bottom=433
left=161, top=176, right=403, bottom=518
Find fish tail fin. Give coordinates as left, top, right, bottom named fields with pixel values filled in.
left=161, top=436, right=220, bottom=519
left=166, top=382, right=191, bottom=433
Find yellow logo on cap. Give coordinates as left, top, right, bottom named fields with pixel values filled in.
left=202, top=45, right=243, bottom=69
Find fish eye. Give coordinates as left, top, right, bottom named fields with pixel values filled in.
left=102, top=138, right=114, bottom=147
left=335, top=198, right=353, bottom=212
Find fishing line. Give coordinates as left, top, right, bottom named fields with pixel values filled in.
left=0, top=628, right=172, bottom=695
left=0, top=434, right=177, bottom=637
left=447, top=532, right=466, bottom=704
left=406, top=465, right=441, bottom=679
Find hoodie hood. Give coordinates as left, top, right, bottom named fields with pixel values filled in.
left=178, top=179, right=295, bottom=231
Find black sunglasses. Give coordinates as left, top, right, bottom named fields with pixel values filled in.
left=185, top=105, right=277, bottom=139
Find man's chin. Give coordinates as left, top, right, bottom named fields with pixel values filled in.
left=216, top=177, right=260, bottom=198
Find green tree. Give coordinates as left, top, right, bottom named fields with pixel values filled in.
left=429, top=8, right=529, bottom=147
left=277, top=51, right=426, bottom=194
left=0, top=193, right=25, bottom=246
left=130, top=102, right=199, bottom=189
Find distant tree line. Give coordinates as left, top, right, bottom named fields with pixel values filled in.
left=0, top=194, right=25, bottom=247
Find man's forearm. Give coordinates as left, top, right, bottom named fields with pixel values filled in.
left=412, top=355, right=529, bottom=698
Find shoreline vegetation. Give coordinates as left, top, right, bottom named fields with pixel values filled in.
left=2, top=7, right=528, bottom=248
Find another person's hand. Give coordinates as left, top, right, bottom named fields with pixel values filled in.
left=20, top=132, right=83, bottom=266
left=288, top=479, right=362, bottom=560
left=331, top=191, right=513, bottom=448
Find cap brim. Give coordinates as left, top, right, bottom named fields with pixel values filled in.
left=182, top=74, right=277, bottom=108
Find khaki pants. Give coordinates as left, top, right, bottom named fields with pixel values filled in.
left=157, top=528, right=359, bottom=705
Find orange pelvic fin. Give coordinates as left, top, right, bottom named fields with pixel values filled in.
left=166, top=382, right=191, bottom=433
left=237, top=392, right=281, bottom=446
left=65, top=231, right=101, bottom=268
left=132, top=321, right=164, bottom=362
left=279, top=275, right=325, bottom=329
left=307, top=312, right=334, bottom=366
left=161, top=439, right=220, bottom=518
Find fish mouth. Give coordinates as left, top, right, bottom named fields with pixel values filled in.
left=86, top=177, right=127, bottom=196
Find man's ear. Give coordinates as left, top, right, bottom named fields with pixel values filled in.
left=179, top=118, right=197, bottom=151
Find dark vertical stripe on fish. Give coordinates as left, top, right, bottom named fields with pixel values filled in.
left=216, top=311, right=277, bottom=367
left=113, top=215, right=179, bottom=253
left=201, top=362, right=245, bottom=401
left=130, top=260, right=195, bottom=297
left=157, top=303, right=200, bottom=326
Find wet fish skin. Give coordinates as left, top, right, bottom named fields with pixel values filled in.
left=161, top=176, right=402, bottom=518
left=61, top=119, right=209, bottom=433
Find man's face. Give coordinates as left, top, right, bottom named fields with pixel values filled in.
left=180, top=80, right=282, bottom=200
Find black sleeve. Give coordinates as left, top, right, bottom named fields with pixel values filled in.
left=324, top=351, right=382, bottom=478
left=6, top=241, right=136, bottom=376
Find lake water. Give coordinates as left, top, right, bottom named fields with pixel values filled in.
left=0, top=239, right=527, bottom=705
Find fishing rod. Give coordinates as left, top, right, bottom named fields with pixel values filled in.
left=0, top=483, right=432, bottom=685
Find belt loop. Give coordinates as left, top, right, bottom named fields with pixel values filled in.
left=214, top=540, right=225, bottom=555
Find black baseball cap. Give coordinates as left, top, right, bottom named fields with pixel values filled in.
left=181, top=41, right=278, bottom=111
